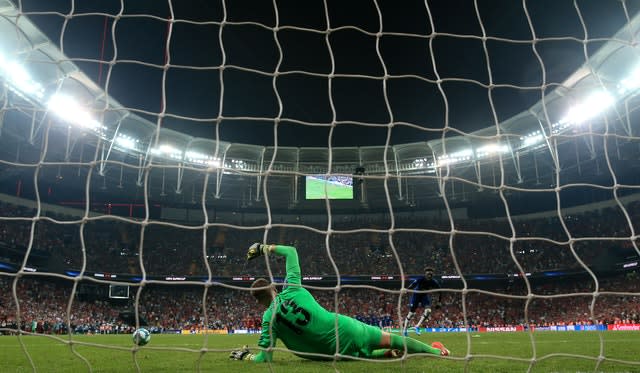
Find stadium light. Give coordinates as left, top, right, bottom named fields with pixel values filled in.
left=184, top=150, right=221, bottom=167
left=159, top=144, right=179, bottom=155
left=0, top=52, right=45, bottom=99
left=115, top=134, right=139, bottom=151
left=47, top=93, right=102, bottom=131
left=619, top=66, right=640, bottom=94
left=184, top=149, right=205, bottom=161
left=436, top=149, right=473, bottom=167
left=475, top=143, right=510, bottom=158
left=520, top=131, right=544, bottom=147
left=412, top=157, right=427, bottom=167
left=559, top=90, right=615, bottom=126
left=230, top=159, right=246, bottom=168
left=151, top=144, right=183, bottom=160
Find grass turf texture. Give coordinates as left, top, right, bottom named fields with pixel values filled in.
left=305, top=178, right=353, bottom=200
left=1, top=331, right=639, bottom=373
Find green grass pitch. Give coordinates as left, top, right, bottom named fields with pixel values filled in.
left=306, top=178, right=353, bottom=200
left=1, top=331, right=639, bottom=372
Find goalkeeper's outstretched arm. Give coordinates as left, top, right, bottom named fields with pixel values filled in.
left=246, top=243, right=302, bottom=286
left=232, top=243, right=302, bottom=363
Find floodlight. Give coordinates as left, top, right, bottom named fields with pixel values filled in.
left=0, top=53, right=44, bottom=98
left=150, top=144, right=183, bottom=160
left=158, top=144, right=179, bottom=154
left=560, top=90, right=614, bottom=125
left=523, top=134, right=544, bottom=147
left=115, top=135, right=137, bottom=150
left=619, top=67, right=640, bottom=94
left=476, top=144, right=509, bottom=157
left=47, top=94, right=101, bottom=130
left=207, top=159, right=221, bottom=167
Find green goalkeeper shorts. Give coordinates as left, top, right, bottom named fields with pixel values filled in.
left=336, top=317, right=384, bottom=358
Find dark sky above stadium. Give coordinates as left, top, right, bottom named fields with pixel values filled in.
left=14, top=0, right=640, bottom=147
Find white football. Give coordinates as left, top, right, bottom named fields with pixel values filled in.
left=132, top=327, right=151, bottom=346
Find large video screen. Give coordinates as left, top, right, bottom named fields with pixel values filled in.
left=305, top=175, right=354, bottom=200
left=109, top=284, right=130, bottom=299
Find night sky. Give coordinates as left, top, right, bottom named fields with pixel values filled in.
left=13, top=0, right=640, bottom=147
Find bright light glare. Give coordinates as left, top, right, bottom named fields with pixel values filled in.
left=436, top=149, right=473, bottom=167
left=185, top=150, right=222, bottom=167
left=116, top=136, right=136, bottom=150
left=476, top=144, right=509, bottom=156
left=47, top=94, right=101, bottom=130
left=619, top=67, right=640, bottom=94
left=523, top=134, right=543, bottom=147
left=438, top=149, right=473, bottom=160
left=151, top=144, right=183, bottom=160
left=0, top=54, right=44, bottom=98
left=207, top=159, right=221, bottom=167
left=561, top=91, right=614, bottom=125
left=185, top=150, right=206, bottom=159
left=159, top=144, right=179, bottom=154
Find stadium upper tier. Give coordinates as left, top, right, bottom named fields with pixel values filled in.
left=1, top=1, right=640, bottom=212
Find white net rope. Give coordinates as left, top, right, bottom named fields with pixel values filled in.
left=0, top=0, right=639, bottom=372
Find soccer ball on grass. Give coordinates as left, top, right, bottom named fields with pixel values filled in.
left=132, top=328, right=151, bottom=346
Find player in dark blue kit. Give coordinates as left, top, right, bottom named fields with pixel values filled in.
left=402, top=267, right=441, bottom=336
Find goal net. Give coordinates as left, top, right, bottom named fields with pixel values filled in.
left=0, top=0, right=639, bottom=371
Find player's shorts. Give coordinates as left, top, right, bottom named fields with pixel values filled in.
left=335, top=315, right=383, bottom=358
left=409, top=294, right=432, bottom=312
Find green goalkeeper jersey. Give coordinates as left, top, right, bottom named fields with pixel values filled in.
left=254, top=245, right=382, bottom=362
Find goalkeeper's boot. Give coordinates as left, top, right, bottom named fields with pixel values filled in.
left=414, top=326, right=421, bottom=335
left=431, top=341, right=449, bottom=356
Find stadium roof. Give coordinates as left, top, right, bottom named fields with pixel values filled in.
left=1, top=0, right=640, bottom=212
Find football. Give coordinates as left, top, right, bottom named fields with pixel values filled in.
left=132, top=328, right=151, bottom=346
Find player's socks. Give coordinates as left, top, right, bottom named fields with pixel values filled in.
left=390, top=334, right=441, bottom=355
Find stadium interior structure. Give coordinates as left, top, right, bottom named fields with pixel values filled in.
left=0, top=1, right=639, bottom=218
left=0, top=0, right=639, bottom=345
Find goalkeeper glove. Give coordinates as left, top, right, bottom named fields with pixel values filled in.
left=229, top=345, right=254, bottom=361
left=247, top=243, right=272, bottom=260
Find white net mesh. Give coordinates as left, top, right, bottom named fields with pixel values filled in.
left=0, top=0, right=640, bottom=371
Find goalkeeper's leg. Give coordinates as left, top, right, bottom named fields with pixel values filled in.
left=379, top=332, right=446, bottom=356
left=370, top=348, right=401, bottom=358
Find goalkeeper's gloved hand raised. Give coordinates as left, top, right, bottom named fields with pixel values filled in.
left=229, top=345, right=253, bottom=360
left=247, top=243, right=272, bottom=260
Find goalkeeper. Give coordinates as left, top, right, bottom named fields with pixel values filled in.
left=230, top=243, right=449, bottom=363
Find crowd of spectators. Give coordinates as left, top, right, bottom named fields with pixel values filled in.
left=0, top=271, right=638, bottom=335
left=0, top=198, right=639, bottom=335
left=0, top=200, right=638, bottom=279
